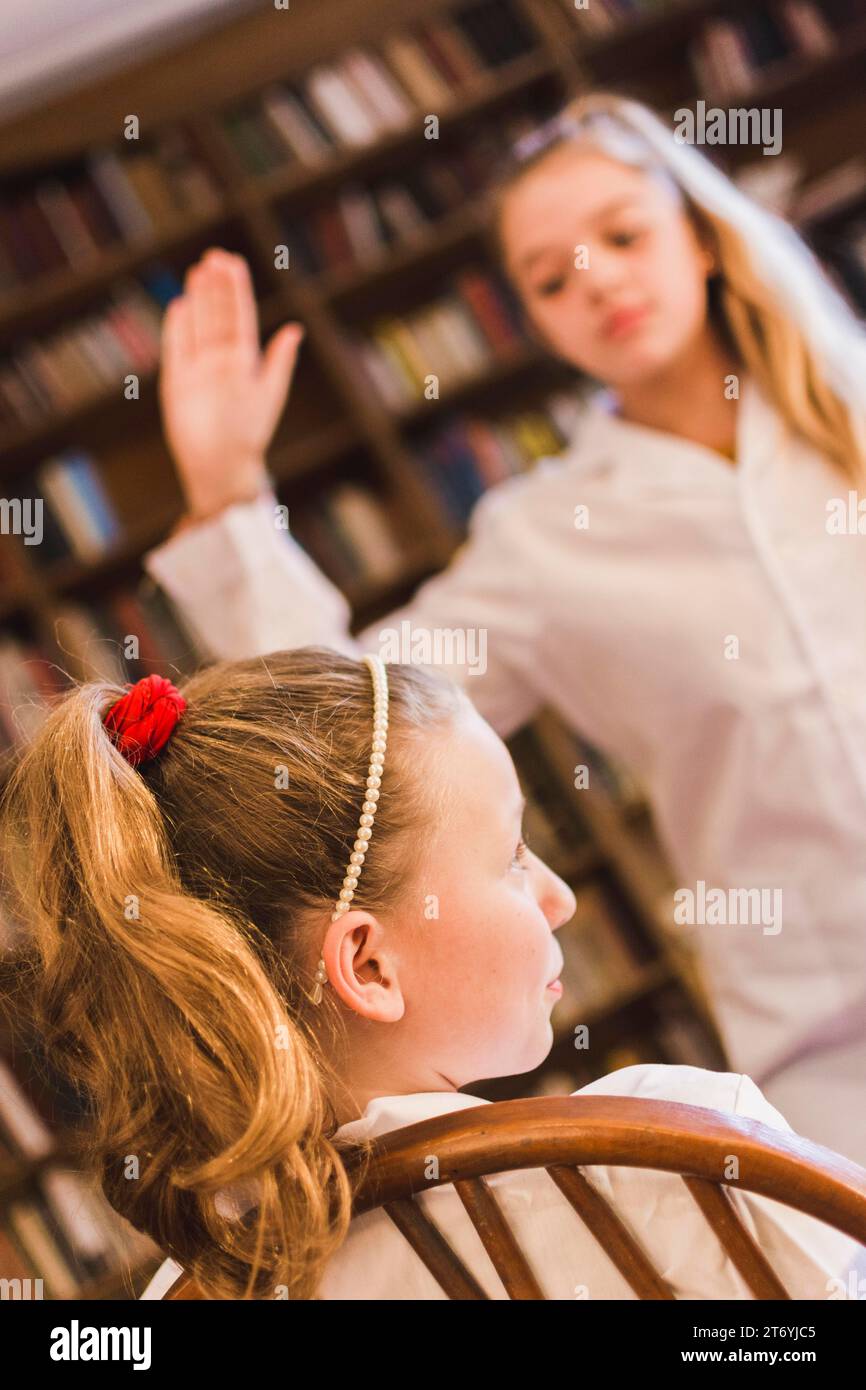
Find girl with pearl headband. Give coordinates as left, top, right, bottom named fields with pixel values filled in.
left=1, top=648, right=862, bottom=1300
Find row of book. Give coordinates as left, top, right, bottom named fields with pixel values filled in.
left=0, top=131, right=220, bottom=296
left=275, top=117, right=524, bottom=279
left=290, top=482, right=408, bottom=590
left=275, top=80, right=866, bottom=292
left=7, top=149, right=864, bottom=453
left=11, top=437, right=409, bottom=591
left=689, top=0, right=865, bottom=98
left=0, top=267, right=182, bottom=439
left=20, top=450, right=123, bottom=564
left=352, top=266, right=526, bottom=412
left=0, top=1054, right=157, bottom=1298
left=412, top=388, right=585, bottom=528
left=220, top=0, right=536, bottom=177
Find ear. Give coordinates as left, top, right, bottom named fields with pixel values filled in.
left=320, top=909, right=405, bottom=1023
left=696, top=227, right=719, bottom=279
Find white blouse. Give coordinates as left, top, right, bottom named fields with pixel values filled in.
left=140, top=1062, right=865, bottom=1300
left=144, top=372, right=866, bottom=1164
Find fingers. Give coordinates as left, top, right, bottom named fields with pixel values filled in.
left=164, top=249, right=304, bottom=396
left=161, top=294, right=195, bottom=371
left=260, top=322, right=306, bottom=422
left=172, top=248, right=251, bottom=353
left=223, top=252, right=260, bottom=353
left=187, top=252, right=236, bottom=349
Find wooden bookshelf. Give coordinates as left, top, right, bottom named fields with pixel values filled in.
left=1, top=0, right=865, bottom=1297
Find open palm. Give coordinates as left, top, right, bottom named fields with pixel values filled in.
left=158, top=248, right=304, bottom=518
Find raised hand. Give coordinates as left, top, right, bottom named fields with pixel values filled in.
left=158, top=247, right=305, bottom=521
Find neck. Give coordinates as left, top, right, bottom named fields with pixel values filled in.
left=322, top=1023, right=460, bottom=1130
left=611, top=326, right=742, bottom=457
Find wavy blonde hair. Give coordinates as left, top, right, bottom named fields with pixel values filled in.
left=487, top=90, right=866, bottom=483
left=0, top=647, right=461, bottom=1299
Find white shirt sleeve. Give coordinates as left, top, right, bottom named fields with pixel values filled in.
left=143, top=490, right=357, bottom=662
left=143, top=485, right=544, bottom=737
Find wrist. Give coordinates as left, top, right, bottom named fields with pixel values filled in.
left=174, top=471, right=276, bottom=534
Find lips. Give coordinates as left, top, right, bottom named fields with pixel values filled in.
left=601, top=304, right=650, bottom=339
left=547, top=954, right=564, bottom=989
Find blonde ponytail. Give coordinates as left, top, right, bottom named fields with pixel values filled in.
left=1, top=648, right=460, bottom=1298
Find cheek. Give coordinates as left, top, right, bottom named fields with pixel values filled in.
left=527, top=290, right=599, bottom=369
left=649, top=234, right=709, bottom=320
left=478, top=893, right=552, bottom=998
left=428, top=889, right=550, bottom=1008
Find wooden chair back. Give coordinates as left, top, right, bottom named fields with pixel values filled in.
left=163, top=1094, right=866, bottom=1299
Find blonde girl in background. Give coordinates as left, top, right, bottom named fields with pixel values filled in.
left=145, top=91, right=866, bottom=1166
left=1, top=649, right=862, bottom=1299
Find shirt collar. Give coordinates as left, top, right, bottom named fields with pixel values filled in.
left=570, top=370, right=769, bottom=491
left=334, top=1090, right=490, bottom=1144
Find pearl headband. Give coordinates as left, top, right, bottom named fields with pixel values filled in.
left=310, top=653, right=389, bottom=1005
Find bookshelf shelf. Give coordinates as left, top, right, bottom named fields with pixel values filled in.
left=0, top=205, right=232, bottom=342
left=574, top=0, right=710, bottom=59
left=394, top=341, right=552, bottom=425
left=270, top=418, right=364, bottom=485
left=344, top=544, right=440, bottom=619
left=224, top=48, right=557, bottom=206
left=314, top=200, right=490, bottom=304
left=0, top=375, right=161, bottom=473
left=722, top=19, right=866, bottom=114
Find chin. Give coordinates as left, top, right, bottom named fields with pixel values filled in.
left=475, top=1030, right=554, bottom=1085
left=515, top=1022, right=556, bottom=1077
left=604, top=342, right=678, bottom=386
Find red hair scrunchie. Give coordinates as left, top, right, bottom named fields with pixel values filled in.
left=103, top=673, right=187, bottom=768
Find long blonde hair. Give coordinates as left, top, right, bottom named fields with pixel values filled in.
left=488, top=90, right=866, bottom=483
left=0, top=647, right=461, bottom=1299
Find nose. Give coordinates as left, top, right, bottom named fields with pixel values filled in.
left=537, top=858, right=577, bottom=933
left=581, top=245, right=628, bottom=304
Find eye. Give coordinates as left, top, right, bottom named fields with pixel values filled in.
left=534, top=276, right=565, bottom=297
left=609, top=227, right=643, bottom=247
left=511, top=836, right=531, bottom=871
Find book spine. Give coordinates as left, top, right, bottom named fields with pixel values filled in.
left=87, top=151, right=154, bottom=242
